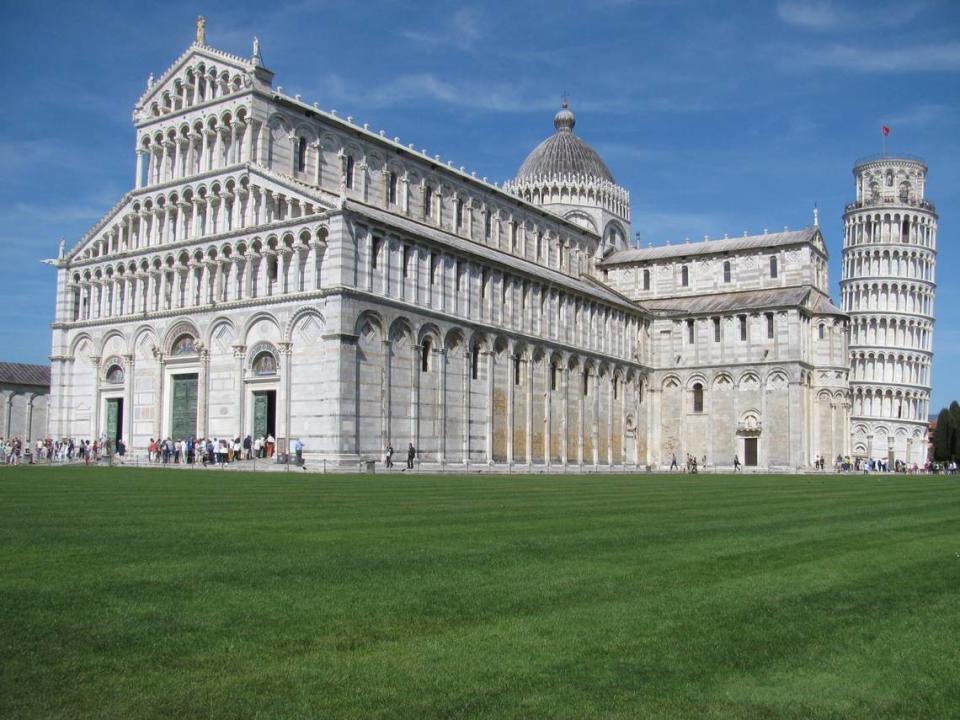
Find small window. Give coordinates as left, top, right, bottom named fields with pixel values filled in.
left=692, top=383, right=704, bottom=413
left=643, top=268, right=650, bottom=291
left=344, top=155, right=354, bottom=189
left=583, top=370, right=590, bottom=397
left=770, top=256, right=778, bottom=279
left=613, top=378, right=618, bottom=400
left=402, top=245, right=411, bottom=279
left=738, top=315, right=747, bottom=341
left=105, top=365, right=124, bottom=384
left=421, top=338, right=431, bottom=372
left=681, top=265, right=689, bottom=287
left=536, top=232, right=543, bottom=259
left=297, top=137, right=307, bottom=172
left=484, top=211, right=492, bottom=240
left=387, top=172, right=398, bottom=205
left=513, top=355, right=521, bottom=386
left=687, top=319, right=695, bottom=344
left=886, top=170, right=894, bottom=187
left=423, top=185, right=433, bottom=218
left=511, top=221, right=518, bottom=250
left=818, top=323, right=825, bottom=340
left=713, top=317, right=721, bottom=343
left=267, top=256, right=278, bottom=281
left=723, top=260, right=731, bottom=283
left=252, top=351, right=277, bottom=376
left=430, top=253, right=440, bottom=285
left=550, top=364, right=557, bottom=391
left=480, top=269, right=488, bottom=299
left=455, top=198, right=464, bottom=229
left=766, top=312, right=774, bottom=339
left=371, top=237, right=383, bottom=270
left=471, top=345, right=480, bottom=380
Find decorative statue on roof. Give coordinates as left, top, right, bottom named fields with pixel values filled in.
left=196, top=15, right=206, bottom=45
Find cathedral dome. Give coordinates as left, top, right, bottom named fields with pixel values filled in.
left=514, top=100, right=615, bottom=184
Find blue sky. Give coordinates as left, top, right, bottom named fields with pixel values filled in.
left=1, top=0, right=957, bottom=410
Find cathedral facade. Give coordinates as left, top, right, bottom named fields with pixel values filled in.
left=46, top=26, right=852, bottom=470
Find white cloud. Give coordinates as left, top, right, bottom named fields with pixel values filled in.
left=0, top=202, right=105, bottom=225
left=886, top=103, right=950, bottom=127
left=403, top=7, right=483, bottom=50
left=777, top=1, right=927, bottom=31
left=789, top=42, right=960, bottom=72
left=313, top=71, right=560, bottom=113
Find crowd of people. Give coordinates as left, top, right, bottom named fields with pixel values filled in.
left=146, top=434, right=277, bottom=465
left=0, top=432, right=307, bottom=468
left=2, top=434, right=956, bottom=474
left=1, top=436, right=125, bottom=465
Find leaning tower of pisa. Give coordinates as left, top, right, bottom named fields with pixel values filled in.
left=841, top=155, right=936, bottom=465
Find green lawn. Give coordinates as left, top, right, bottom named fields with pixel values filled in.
left=1, top=468, right=958, bottom=719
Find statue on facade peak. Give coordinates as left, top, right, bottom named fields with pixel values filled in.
left=252, top=36, right=262, bottom=66
left=196, top=15, right=206, bottom=45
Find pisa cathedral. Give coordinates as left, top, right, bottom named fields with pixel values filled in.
left=45, top=22, right=930, bottom=470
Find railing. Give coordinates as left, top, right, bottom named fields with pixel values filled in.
left=853, top=153, right=927, bottom=168
left=844, top=198, right=936, bottom=213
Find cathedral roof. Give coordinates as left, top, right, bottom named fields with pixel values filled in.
left=0, top=362, right=50, bottom=388
left=514, top=101, right=615, bottom=184
left=600, top=227, right=822, bottom=265
left=638, top=286, right=842, bottom=318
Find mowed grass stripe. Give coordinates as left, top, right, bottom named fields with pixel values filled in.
left=1, top=468, right=959, bottom=719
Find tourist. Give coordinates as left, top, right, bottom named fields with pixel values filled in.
left=669, top=453, right=678, bottom=471
left=407, top=443, right=416, bottom=470
left=733, top=455, right=741, bottom=472
left=385, top=443, right=394, bottom=468
left=293, top=438, right=304, bottom=466
left=254, top=436, right=262, bottom=458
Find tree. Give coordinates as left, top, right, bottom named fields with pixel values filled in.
left=950, top=401, right=960, bottom=461
left=933, top=408, right=954, bottom=462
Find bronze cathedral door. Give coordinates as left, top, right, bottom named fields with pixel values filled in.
left=170, top=374, right=198, bottom=440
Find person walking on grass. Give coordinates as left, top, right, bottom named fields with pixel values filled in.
left=669, top=453, right=678, bottom=471
left=733, top=455, right=741, bottom=472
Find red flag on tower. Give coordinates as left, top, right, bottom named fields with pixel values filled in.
left=882, top=124, right=891, bottom=136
